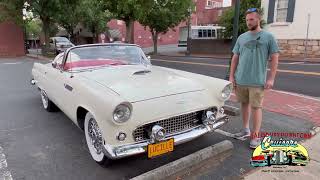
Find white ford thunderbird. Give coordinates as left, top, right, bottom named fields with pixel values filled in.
left=31, top=43, right=232, bottom=166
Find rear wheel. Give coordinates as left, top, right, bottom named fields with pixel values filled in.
left=84, top=112, right=112, bottom=166
left=40, top=90, right=58, bottom=112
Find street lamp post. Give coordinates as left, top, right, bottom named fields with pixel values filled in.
left=22, top=16, right=28, bottom=54
left=225, top=0, right=240, bottom=80
left=186, top=7, right=192, bottom=56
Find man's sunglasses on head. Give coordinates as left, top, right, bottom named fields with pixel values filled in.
left=247, top=8, right=258, bottom=13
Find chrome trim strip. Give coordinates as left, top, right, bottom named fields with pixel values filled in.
left=103, top=115, right=229, bottom=159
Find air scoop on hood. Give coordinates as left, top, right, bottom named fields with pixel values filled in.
left=132, top=69, right=151, bottom=75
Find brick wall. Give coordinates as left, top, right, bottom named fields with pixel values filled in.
left=0, top=22, right=25, bottom=57
left=190, top=39, right=232, bottom=54
left=107, top=20, right=185, bottom=48
left=278, top=39, right=320, bottom=58
left=106, top=0, right=224, bottom=48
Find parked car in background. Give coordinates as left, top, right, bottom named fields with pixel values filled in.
left=49, top=36, right=74, bottom=55
left=31, top=43, right=232, bottom=166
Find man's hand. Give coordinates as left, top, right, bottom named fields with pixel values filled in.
left=229, top=76, right=236, bottom=87
left=265, top=79, right=274, bottom=89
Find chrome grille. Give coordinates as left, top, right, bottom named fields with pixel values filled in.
left=133, top=111, right=201, bottom=142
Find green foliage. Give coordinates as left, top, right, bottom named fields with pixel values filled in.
left=103, top=0, right=153, bottom=43
left=138, top=0, right=194, bottom=54
left=105, top=0, right=145, bottom=22
left=55, top=0, right=81, bottom=38
left=139, top=0, right=193, bottom=34
left=26, top=19, right=41, bottom=38
left=0, top=0, right=24, bottom=25
left=80, top=0, right=111, bottom=41
left=219, top=0, right=265, bottom=38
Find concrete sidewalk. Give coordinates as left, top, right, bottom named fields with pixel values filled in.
left=244, top=127, right=320, bottom=180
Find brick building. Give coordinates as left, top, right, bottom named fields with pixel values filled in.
left=107, top=0, right=224, bottom=47
left=0, top=3, right=25, bottom=57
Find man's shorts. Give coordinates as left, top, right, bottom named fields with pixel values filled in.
left=235, top=85, right=265, bottom=108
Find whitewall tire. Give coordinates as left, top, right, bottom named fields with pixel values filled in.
left=84, top=112, right=112, bottom=166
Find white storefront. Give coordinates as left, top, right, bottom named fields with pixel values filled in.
left=261, top=0, right=320, bottom=58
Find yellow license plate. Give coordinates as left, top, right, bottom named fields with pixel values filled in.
left=148, top=139, right=174, bottom=158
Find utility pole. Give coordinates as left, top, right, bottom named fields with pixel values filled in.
left=186, top=7, right=192, bottom=56
left=225, top=0, right=240, bottom=80
left=304, top=13, right=310, bottom=60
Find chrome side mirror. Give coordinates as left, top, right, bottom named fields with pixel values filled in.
left=52, top=61, right=57, bottom=68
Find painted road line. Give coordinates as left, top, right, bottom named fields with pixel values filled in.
left=1, top=62, right=23, bottom=65
left=0, top=146, right=13, bottom=180
left=214, top=129, right=247, bottom=141
left=152, top=59, right=320, bottom=76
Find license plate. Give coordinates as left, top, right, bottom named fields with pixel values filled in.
left=148, top=139, right=174, bottom=158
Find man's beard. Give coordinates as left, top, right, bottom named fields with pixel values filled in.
left=248, top=24, right=258, bottom=31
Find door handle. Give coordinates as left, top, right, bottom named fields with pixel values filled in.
left=64, top=83, right=73, bottom=92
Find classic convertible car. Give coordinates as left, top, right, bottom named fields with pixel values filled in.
left=31, top=43, right=232, bottom=166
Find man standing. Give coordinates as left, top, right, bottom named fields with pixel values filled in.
left=229, top=8, right=279, bottom=148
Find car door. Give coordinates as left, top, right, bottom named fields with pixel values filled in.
left=46, top=52, right=79, bottom=121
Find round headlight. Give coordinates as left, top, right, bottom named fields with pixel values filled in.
left=221, top=83, right=233, bottom=100
left=113, top=104, right=131, bottom=123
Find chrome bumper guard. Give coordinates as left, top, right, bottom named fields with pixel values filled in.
left=103, top=115, right=229, bottom=160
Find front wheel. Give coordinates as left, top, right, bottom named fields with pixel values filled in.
left=84, top=112, right=112, bottom=166
left=40, top=90, right=58, bottom=112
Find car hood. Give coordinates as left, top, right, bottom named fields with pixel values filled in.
left=79, top=65, right=205, bottom=102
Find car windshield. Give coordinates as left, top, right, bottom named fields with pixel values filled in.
left=64, top=45, right=150, bottom=71
left=55, top=37, right=70, bottom=43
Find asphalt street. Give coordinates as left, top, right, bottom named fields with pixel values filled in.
left=0, top=57, right=316, bottom=180
left=151, top=55, right=320, bottom=97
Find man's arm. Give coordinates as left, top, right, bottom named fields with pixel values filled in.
left=265, top=53, right=279, bottom=89
left=229, top=54, right=239, bottom=87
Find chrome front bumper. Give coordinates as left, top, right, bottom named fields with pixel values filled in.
left=103, top=115, right=229, bottom=160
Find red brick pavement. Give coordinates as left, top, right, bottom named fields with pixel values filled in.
left=231, top=90, right=320, bottom=126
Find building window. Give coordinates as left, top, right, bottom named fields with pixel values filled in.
left=198, top=30, right=203, bottom=38
left=275, top=0, right=289, bottom=22
left=206, top=0, right=222, bottom=9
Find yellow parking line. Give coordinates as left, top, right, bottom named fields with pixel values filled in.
left=275, top=69, right=320, bottom=76
left=152, top=59, right=320, bottom=76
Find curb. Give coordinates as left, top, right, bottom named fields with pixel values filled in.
left=130, top=140, right=234, bottom=180
left=26, top=54, right=51, bottom=61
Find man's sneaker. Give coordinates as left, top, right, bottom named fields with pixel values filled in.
left=250, top=138, right=261, bottom=149
left=233, top=130, right=250, bottom=139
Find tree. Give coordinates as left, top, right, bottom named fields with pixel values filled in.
left=104, top=0, right=150, bottom=43
left=55, top=0, right=81, bottom=43
left=26, top=18, right=41, bottom=38
left=28, top=0, right=61, bottom=54
left=219, top=0, right=264, bottom=38
left=0, top=0, right=24, bottom=24
left=139, top=0, right=193, bottom=54
left=80, top=0, right=111, bottom=43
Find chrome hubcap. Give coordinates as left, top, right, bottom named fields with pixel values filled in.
left=88, top=118, right=103, bottom=154
left=41, top=91, right=48, bottom=108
